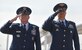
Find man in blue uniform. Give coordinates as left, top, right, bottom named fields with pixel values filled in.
left=42, top=3, right=80, bottom=50
left=0, top=6, right=41, bottom=50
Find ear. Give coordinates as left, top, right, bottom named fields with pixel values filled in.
left=19, top=16, right=21, bottom=20
left=28, top=16, right=30, bottom=19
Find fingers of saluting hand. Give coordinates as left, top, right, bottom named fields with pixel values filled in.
left=16, top=13, right=22, bottom=17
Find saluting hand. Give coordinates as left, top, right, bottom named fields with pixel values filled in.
left=9, top=14, right=22, bottom=23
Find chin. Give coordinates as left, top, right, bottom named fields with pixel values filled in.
left=21, top=21, right=28, bottom=23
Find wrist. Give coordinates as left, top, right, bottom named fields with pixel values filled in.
left=9, top=19, right=14, bottom=23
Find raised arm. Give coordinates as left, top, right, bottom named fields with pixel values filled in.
left=42, top=10, right=60, bottom=32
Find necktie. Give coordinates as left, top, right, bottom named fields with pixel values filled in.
left=62, top=21, right=64, bottom=25
left=23, top=24, right=26, bottom=30
left=60, top=21, right=65, bottom=27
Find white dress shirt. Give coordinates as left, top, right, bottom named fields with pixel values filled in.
left=21, top=23, right=29, bottom=31
left=58, top=19, right=66, bottom=27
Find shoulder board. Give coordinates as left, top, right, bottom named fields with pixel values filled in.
left=68, top=21, right=75, bottom=24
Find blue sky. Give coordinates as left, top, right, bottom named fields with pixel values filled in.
left=0, top=0, right=82, bottom=27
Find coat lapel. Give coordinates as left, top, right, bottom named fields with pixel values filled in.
left=27, top=23, right=32, bottom=31
left=65, top=20, right=70, bottom=28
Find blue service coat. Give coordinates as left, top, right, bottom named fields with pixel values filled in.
left=0, top=21, right=41, bottom=50
left=42, top=14, right=80, bottom=50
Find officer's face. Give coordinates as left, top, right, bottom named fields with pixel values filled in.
left=19, top=15, right=30, bottom=23
left=58, top=9, right=66, bottom=19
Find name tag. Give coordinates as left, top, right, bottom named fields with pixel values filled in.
left=16, top=34, right=20, bottom=37
left=16, top=31, right=21, bottom=33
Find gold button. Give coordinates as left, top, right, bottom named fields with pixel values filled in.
left=63, top=40, right=65, bottom=42
left=64, top=30, right=66, bottom=32
left=23, top=46, right=26, bottom=48
left=64, top=35, right=66, bottom=37
left=70, top=31, right=72, bottom=33
left=56, top=29, right=59, bottom=31
left=32, top=37, right=34, bottom=40
left=24, top=40, right=26, bottom=42
left=63, top=45, right=65, bottom=47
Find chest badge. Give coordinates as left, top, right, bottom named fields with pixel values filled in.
left=68, top=24, right=74, bottom=29
left=70, top=31, right=73, bottom=33
left=16, top=34, right=20, bottom=37
left=31, top=26, right=36, bottom=35
left=32, top=37, right=34, bottom=41
left=54, top=24, right=59, bottom=27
